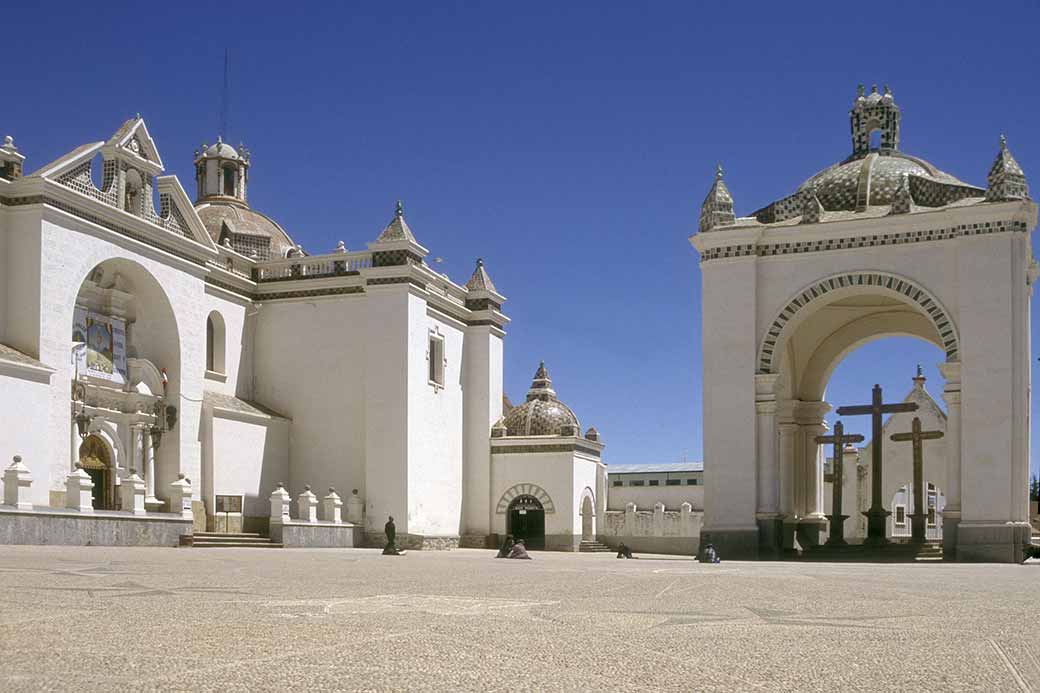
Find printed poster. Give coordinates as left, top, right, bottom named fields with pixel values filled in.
left=72, top=307, right=127, bottom=385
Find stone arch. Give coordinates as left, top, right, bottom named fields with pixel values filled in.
left=496, top=483, right=555, bottom=514
left=579, top=487, right=595, bottom=542
left=757, top=270, right=958, bottom=374
left=86, top=418, right=126, bottom=472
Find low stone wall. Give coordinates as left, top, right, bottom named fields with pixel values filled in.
left=272, top=521, right=361, bottom=548
left=598, top=503, right=702, bottom=556
left=0, top=506, right=192, bottom=546
left=363, top=532, right=460, bottom=550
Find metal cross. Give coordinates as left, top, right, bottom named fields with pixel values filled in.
left=815, top=421, right=865, bottom=546
left=835, top=384, right=918, bottom=546
left=890, top=416, right=944, bottom=544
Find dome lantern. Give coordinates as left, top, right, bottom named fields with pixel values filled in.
left=194, top=135, right=250, bottom=206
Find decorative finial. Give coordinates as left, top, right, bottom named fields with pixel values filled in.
left=305, top=485, right=311, bottom=491
left=856, top=84, right=864, bottom=97
left=329, top=486, right=336, bottom=493
left=1000, top=133, right=1008, bottom=150
left=217, top=135, right=223, bottom=144
left=135, top=112, right=141, bottom=120
left=715, top=162, right=723, bottom=180
left=871, top=84, right=878, bottom=93
left=916, top=363, right=923, bottom=378
left=476, top=257, right=484, bottom=268
left=395, top=200, right=403, bottom=217
left=335, top=240, right=346, bottom=253
left=2, top=135, right=13, bottom=148
left=883, top=85, right=891, bottom=95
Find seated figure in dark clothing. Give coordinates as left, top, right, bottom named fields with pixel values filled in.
left=496, top=535, right=515, bottom=558
left=700, top=543, right=720, bottom=563
left=616, top=543, right=634, bottom=559
left=507, top=539, right=532, bottom=559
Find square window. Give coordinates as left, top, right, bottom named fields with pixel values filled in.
left=687, top=479, right=699, bottom=486
left=665, top=479, right=681, bottom=486
left=428, top=334, right=445, bottom=387
left=648, top=479, right=659, bottom=486
left=630, top=480, right=644, bottom=487
left=612, top=480, right=623, bottom=487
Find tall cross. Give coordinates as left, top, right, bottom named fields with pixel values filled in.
left=836, top=384, right=918, bottom=546
left=815, top=420, right=864, bottom=546
left=890, top=416, right=944, bottom=544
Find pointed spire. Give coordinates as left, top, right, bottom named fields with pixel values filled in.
left=986, top=134, right=1029, bottom=201
left=800, top=186, right=824, bottom=224
left=526, top=361, right=557, bottom=402
left=912, top=364, right=926, bottom=389
left=465, top=258, right=497, bottom=293
left=697, top=163, right=735, bottom=233
left=889, top=173, right=915, bottom=215
left=374, top=199, right=417, bottom=243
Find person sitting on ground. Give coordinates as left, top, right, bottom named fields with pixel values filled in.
left=507, top=538, right=532, bottom=559
left=616, top=543, right=635, bottom=559
left=496, top=535, right=515, bottom=558
left=700, top=543, right=720, bottom=564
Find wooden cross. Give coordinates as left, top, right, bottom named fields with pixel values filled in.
left=815, top=420, right=864, bottom=546
left=890, top=416, right=944, bottom=544
left=836, top=384, right=918, bottom=546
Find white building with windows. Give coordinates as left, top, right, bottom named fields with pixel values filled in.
left=0, top=119, right=607, bottom=550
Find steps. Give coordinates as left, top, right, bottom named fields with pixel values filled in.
left=579, top=540, right=613, bottom=553
left=184, top=532, right=283, bottom=548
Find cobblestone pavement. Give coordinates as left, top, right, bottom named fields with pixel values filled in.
left=1, top=546, right=1040, bottom=691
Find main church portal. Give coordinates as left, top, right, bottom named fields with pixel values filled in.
left=507, top=495, right=545, bottom=550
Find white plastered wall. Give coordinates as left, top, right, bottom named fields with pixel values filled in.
left=204, top=408, right=289, bottom=519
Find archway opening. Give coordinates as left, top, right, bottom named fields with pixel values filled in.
left=580, top=494, right=594, bottom=541
left=79, top=435, right=113, bottom=510
left=507, top=495, right=545, bottom=550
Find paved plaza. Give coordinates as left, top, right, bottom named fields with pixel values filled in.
left=1, top=547, right=1040, bottom=691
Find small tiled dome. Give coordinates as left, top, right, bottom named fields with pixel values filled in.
left=203, top=140, right=240, bottom=160
left=498, top=362, right=580, bottom=437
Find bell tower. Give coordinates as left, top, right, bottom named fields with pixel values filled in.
left=193, top=136, right=250, bottom=206
left=850, top=84, right=900, bottom=157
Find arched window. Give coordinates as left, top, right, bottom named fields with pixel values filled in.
left=206, top=311, right=226, bottom=374
left=222, top=166, right=236, bottom=197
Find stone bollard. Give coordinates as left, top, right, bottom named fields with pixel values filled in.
left=680, top=501, right=693, bottom=532
left=120, top=470, right=146, bottom=515
left=624, top=502, right=637, bottom=536
left=65, top=464, right=94, bottom=513
left=3, top=455, right=33, bottom=510
left=323, top=487, right=343, bottom=524
left=270, top=483, right=291, bottom=525
left=297, top=485, right=318, bottom=523
left=168, top=474, right=193, bottom=520
left=345, top=488, right=364, bottom=524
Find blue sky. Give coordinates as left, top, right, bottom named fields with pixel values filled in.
left=6, top=1, right=1040, bottom=474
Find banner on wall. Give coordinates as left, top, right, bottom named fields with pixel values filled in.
left=72, top=307, right=127, bottom=385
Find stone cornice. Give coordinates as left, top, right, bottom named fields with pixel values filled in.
left=690, top=200, right=1037, bottom=263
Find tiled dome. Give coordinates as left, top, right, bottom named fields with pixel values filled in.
left=499, top=362, right=581, bottom=437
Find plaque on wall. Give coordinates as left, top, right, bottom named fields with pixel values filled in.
left=72, top=307, right=127, bottom=385
left=215, top=495, right=243, bottom=514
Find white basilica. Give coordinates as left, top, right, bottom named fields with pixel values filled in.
left=0, top=120, right=612, bottom=551
left=691, top=85, right=1036, bottom=563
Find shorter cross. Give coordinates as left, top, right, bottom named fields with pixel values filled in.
left=815, top=421, right=865, bottom=547
left=890, top=417, right=944, bottom=544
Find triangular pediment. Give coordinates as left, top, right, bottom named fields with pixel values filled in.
left=105, top=117, right=165, bottom=172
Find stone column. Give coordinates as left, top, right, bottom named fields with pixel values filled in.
left=70, top=418, right=79, bottom=472
left=754, top=374, right=782, bottom=553
left=798, top=415, right=829, bottom=549
left=120, top=471, right=146, bottom=515
left=778, top=422, right=798, bottom=550
left=940, top=361, right=962, bottom=559
left=323, top=488, right=343, bottom=524
left=345, top=489, right=364, bottom=524
left=141, top=427, right=160, bottom=511
left=65, top=465, right=94, bottom=513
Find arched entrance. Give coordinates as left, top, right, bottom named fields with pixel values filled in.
left=580, top=493, right=595, bottom=541
left=79, top=435, right=113, bottom=510
left=507, top=495, right=545, bottom=550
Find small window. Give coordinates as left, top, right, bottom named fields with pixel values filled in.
left=687, top=479, right=699, bottom=486
left=428, top=334, right=445, bottom=387
left=612, top=480, right=623, bottom=487
left=894, top=505, right=906, bottom=526
left=223, top=166, right=236, bottom=196
left=665, top=479, right=681, bottom=486
left=206, top=311, right=226, bottom=375
left=648, top=479, right=659, bottom=487
left=630, top=480, right=644, bottom=487
left=927, top=507, right=936, bottom=527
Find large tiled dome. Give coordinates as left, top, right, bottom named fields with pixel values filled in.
left=499, top=362, right=581, bottom=437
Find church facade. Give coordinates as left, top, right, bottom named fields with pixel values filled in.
left=691, top=86, right=1037, bottom=562
left=0, top=120, right=607, bottom=550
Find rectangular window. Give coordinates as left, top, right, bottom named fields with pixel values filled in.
left=665, top=479, right=681, bottom=486
left=648, top=480, right=659, bottom=486
left=428, top=335, right=445, bottom=387
left=630, top=480, right=644, bottom=487
left=612, top=480, right=623, bottom=487
left=687, top=479, right=699, bottom=486
left=894, top=505, right=906, bottom=526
